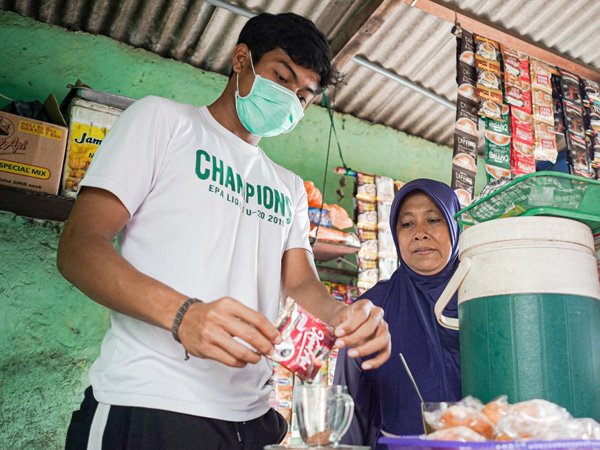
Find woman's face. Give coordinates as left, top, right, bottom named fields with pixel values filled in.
left=396, top=192, right=452, bottom=276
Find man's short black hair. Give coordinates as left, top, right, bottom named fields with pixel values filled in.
left=236, top=12, right=333, bottom=93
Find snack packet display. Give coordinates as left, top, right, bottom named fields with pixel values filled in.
left=376, top=176, right=395, bottom=202
left=559, top=69, right=583, bottom=104
left=269, top=298, right=336, bottom=383
left=583, top=79, right=600, bottom=104
left=269, top=362, right=295, bottom=444
left=475, top=34, right=503, bottom=122
left=567, top=131, right=594, bottom=178
left=502, top=46, right=531, bottom=110
left=358, top=229, right=377, bottom=242
left=378, top=257, right=398, bottom=281
left=529, top=59, right=558, bottom=164
left=355, top=173, right=377, bottom=202
left=453, top=30, right=479, bottom=207
left=484, top=124, right=512, bottom=182
left=357, top=268, right=379, bottom=290
left=355, top=171, right=385, bottom=291
left=356, top=199, right=378, bottom=231
left=377, top=201, right=391, bottom=232
left=533, top=121, right=558, bottom=163
left=358, top=239, right=378, bottom=261
left=377, top=230, right=396, bottom=259
left=510, top=106, right=536, bottom=176
left=531, top=59, right=553, bottom=93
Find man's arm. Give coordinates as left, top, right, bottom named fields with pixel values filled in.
left=281, top=248, right=391, bottom=369
left=58, top=187, right=280, bottom=367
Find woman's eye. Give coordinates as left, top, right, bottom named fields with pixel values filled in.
left=400, top=222, right=412, bottom=229
left=428, top=218, right=442, bottom=224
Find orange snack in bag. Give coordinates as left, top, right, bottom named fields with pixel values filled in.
left=426, top=426, right=487, bottom=442
left=495, top=399, right=571, bottom=440
left=324, top=203, right=353, bottom=229
left=438, top=405, right=494, bottom=439
left=481, top=396, right=510, bottom=425
left=304, top=180, right=323, bottom=208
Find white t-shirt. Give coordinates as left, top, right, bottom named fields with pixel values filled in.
left=79, top=96, right=312, bottom=421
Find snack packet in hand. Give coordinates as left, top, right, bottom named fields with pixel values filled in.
left=267, top=298, right=336, bottom=383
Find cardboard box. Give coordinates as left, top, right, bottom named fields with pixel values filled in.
left=0, top=95, right=68, bottom=195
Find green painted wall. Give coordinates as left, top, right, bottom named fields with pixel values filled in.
left=0, top=213, right=109, bottom=449
left=0, top=10, right=484, bottom=448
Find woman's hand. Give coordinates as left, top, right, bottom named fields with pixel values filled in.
left=330, top=299, right=391, bottom=370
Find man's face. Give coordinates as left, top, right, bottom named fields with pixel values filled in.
left=237, top=47, right=320, bottom=109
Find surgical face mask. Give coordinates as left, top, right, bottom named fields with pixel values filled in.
left=235, top=52, right=304, bottom=137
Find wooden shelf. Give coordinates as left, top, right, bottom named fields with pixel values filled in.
left=0, top=185, right=74, bottom=221
left=311, top=239, right=360, bottom=262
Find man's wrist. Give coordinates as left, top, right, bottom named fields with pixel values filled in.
left=171, top=298, right=203, bottom=343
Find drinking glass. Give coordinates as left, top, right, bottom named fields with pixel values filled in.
left=293, top=384, right=354, bottom=447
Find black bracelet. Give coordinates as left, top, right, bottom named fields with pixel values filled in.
left=171, top=298, right=202, bottom=360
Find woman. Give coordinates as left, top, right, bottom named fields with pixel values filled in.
left=334, top=179, right=462, bottom=448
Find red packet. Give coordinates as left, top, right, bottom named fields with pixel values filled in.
left=268, top=298, right=336, bottom=383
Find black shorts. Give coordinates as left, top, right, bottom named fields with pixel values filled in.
left=65, top=387, right=288, bottom=450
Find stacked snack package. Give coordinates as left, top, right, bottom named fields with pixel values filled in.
left=581, top=78, right=600, bottom=179
left=530, top=59, right=558, bottom=163
left=355, top=172, right=379, bottom=293
left=376, top=176, right=399, bottom=280
left=452, top=30, right=479, bottom=207
left=476, top=34, right=511, bottom=184
left=502, top=46, right=536, bottom=177
left=304, top=180, right=359, bottom=247
left=329, top=282, right=357, bottom=305
left=559, top=69, right=595, bottom=178
left=270, top=362, right=294, bottom=444
left=551, top=73, right=569, bottom=160
left=320, top=281, right=360, bottom=391
left=484, top=106, right=512, bottom=181
left=475, top=35, right=504, bottom=122
left=423, top=395, right=600, bottom=442
left=476, top=35, right=510, bottom=183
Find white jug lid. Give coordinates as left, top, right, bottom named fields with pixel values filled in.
left=459, top=216, right=594, bottom=254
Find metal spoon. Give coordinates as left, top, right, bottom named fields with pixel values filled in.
left=399, top=353, right=425, bottom=404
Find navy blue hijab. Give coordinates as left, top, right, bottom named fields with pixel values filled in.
left=335, top=179, right=462, bottom=448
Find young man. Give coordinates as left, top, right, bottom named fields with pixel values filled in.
left=59, top=12, right=391, bottom=450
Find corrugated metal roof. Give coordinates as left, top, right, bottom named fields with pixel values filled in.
left=2, top=0, right=600, bottom=148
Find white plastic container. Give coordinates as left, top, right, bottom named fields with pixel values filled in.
left=61, top=98, right=122, bottom=198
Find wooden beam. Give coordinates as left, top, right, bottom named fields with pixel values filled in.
left=403, top=0, right=600, bottom=81
left=332, top=0, right=401, bottom=73
left=327, top=0, right=385, bottom=57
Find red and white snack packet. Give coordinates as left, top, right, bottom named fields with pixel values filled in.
left=268, top=297, right=336, bottom=383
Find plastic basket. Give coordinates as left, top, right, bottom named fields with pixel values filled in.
left=379, top=435, right=600, bottom=450
left=455, top=172, right=600, bottom=231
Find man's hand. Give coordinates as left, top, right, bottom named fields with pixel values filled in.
left=177, top=297, right=281, bottom=368
left=330, top=299, right=391, bottom=370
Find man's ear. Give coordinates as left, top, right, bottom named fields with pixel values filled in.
left=232, top=43, right=250, bottom=74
